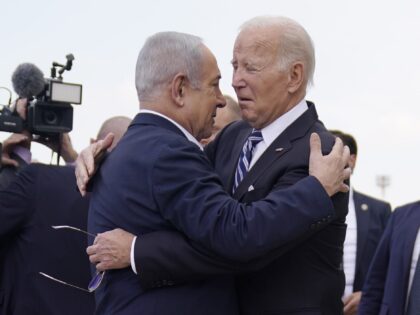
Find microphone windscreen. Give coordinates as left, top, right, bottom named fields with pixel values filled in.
left=11, top=63, right=45, bottom=98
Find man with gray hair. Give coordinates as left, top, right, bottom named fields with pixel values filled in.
left=80, top=29, right=350, bottom=314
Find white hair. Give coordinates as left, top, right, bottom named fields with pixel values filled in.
left=240, top=16, right=316, bottom=86
left=135, top=32, right=204, bottom=101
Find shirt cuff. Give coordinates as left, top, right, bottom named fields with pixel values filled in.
left=130, top=236, right=138, bottom=274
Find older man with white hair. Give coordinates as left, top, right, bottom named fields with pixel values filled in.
left=78, top=18, right=350, bottom=315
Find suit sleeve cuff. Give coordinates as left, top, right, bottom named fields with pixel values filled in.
left=131, top=236, right=138, bottom=274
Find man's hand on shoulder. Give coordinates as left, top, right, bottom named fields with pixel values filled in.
left=309, top=133, right=351, bottom=196
left=87, top=228, right=134, bottom=272
left=75, top=132, right=114, bottom=196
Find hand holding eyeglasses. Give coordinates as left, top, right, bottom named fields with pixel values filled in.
left=87, top=228, right=135, bottom=271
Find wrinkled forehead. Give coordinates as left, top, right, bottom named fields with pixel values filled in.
left=233, top=27, right=280, bottom=59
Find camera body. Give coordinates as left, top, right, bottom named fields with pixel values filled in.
left=0, top=55, right=82, bottom=137
left=26, top=79, right=82, bottom=136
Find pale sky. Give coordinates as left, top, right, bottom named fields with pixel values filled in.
left=1, top=0, right=419, bottom=207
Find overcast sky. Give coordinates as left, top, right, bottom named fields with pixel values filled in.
left=1, top=0, right=419, bottom=207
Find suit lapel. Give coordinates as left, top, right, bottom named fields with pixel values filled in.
left=354, top=191, right=371, bottom=269
left=401, top=210, right=420, bottom=301
left=233, top=102, right=319, bottom=200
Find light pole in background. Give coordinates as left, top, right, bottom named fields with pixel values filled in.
left=376, top=175, right=391, bottom=199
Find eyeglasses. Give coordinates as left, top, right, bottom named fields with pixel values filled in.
left=39, top=225, right=105, bottom=293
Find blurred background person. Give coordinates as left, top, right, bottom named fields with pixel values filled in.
left=200, top=94, right=241, bottom=146
left=330, top=130, right=392, bottom=315
left=359, top=201, right=420, bottom=315
left=0, top=116, right=130, bottom=315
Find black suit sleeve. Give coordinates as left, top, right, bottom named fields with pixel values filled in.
left=135, top=132, right=348, bottom=289
left=358, top=211, right=395, bottom=315
left=136, top=182, right=347, bottom=289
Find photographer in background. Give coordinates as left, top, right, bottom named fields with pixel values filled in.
left=0, top=98, right=78, bottom=190
left=0, top=115, right=131, bottom=315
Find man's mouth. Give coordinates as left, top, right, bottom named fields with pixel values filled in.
left=238, top=97, right=253, bottom=103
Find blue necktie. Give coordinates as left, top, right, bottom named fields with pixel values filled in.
left=406, top=252, right=420, bottom=315
left=232, top=129, right=263, bottom=194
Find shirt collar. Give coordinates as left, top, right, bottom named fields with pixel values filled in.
left=139, top=109, right=203, bottom=150
left=260, top=98, right=308, bottom=147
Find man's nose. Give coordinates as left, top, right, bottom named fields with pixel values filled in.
left=232, top=69, right=246, bottom=89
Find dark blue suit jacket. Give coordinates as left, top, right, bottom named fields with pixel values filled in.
left=129, top=104, right=348, bottom=315
left=0, top=164, right=94, bottom=315
left=352, top=191, right=391, bottom=291
left=88, top=112, right=337, bottom=315
left=359, top=202, right=420, bottom=315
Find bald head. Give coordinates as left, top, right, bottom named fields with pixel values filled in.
left=96, top=116, right=132, bottom=151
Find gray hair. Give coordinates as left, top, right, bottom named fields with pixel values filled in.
left=135, top=31, right=204, bottom=101
left=240, top=16, right=315, bottom=86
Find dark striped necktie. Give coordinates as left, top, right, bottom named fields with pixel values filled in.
left=232, top=129, right=263, bottom=194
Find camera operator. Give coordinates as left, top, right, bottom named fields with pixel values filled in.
left=0, top=98, right=78, bottom=190
left=0, top=116, right=131, bottom=315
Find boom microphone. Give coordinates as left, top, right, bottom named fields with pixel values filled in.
left=11, top=63, right=45, bottom=98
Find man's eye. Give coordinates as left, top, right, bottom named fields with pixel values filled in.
left=246, top=65, right=258, bottom=72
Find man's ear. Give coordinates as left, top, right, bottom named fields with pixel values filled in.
left=287, top=62, right=305, bottom=93
left=171, top=73, right=187, bottom=107
left=349, top=154, right=357, bottom=173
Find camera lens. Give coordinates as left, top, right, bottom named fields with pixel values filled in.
left=43, top=110, right=58, bottom=125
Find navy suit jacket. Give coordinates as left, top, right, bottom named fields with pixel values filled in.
left=133, top=103, right=349, bottom=315
left=0, top=152, right=27, bottom=190
left=0, top=164, right=94, bottom=315
left=352, top=191, right=391, bottom=291
left=359, top=202, right=420, bottom=315
left=88, top=112, right=337, bottom=315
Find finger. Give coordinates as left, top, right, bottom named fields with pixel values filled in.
left=330, top=136, right=344, bottom=156
left=89, top=253, right=101, bottom=264
left=77, top=153, right=91, bottom=184
left=339, top=183, right=350, bottom=193
left=75, top=163, right=87, bottom=196
left=93, top=234, right=102, bottom=245
left=7, top=134, right=28, bottom=145
left=342, top=294, right=351, bottom=305
left=1, top=156, right=19, bottom=167
left=343, top=167, right=352, bottom=180
left=83, top=147, right=96, bottom=176
left=309, top=133, right=322, bottom=158
left=96, top=261, right=109, bottom=272
left=342, top=145, right=351, bottom=166
left=100, top=133, right=115, bottom=152
left=86, top=244, right=97, bottom=255
left=343, top=298, right=356, bottom=313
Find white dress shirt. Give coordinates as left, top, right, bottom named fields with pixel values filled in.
left=130, top=109, right=203, bottom=274
left=406, top=227, right=420, bottom=308
left=249, top=99, right=308, bottom=169
left=343, top=188, right=357, bottom=298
